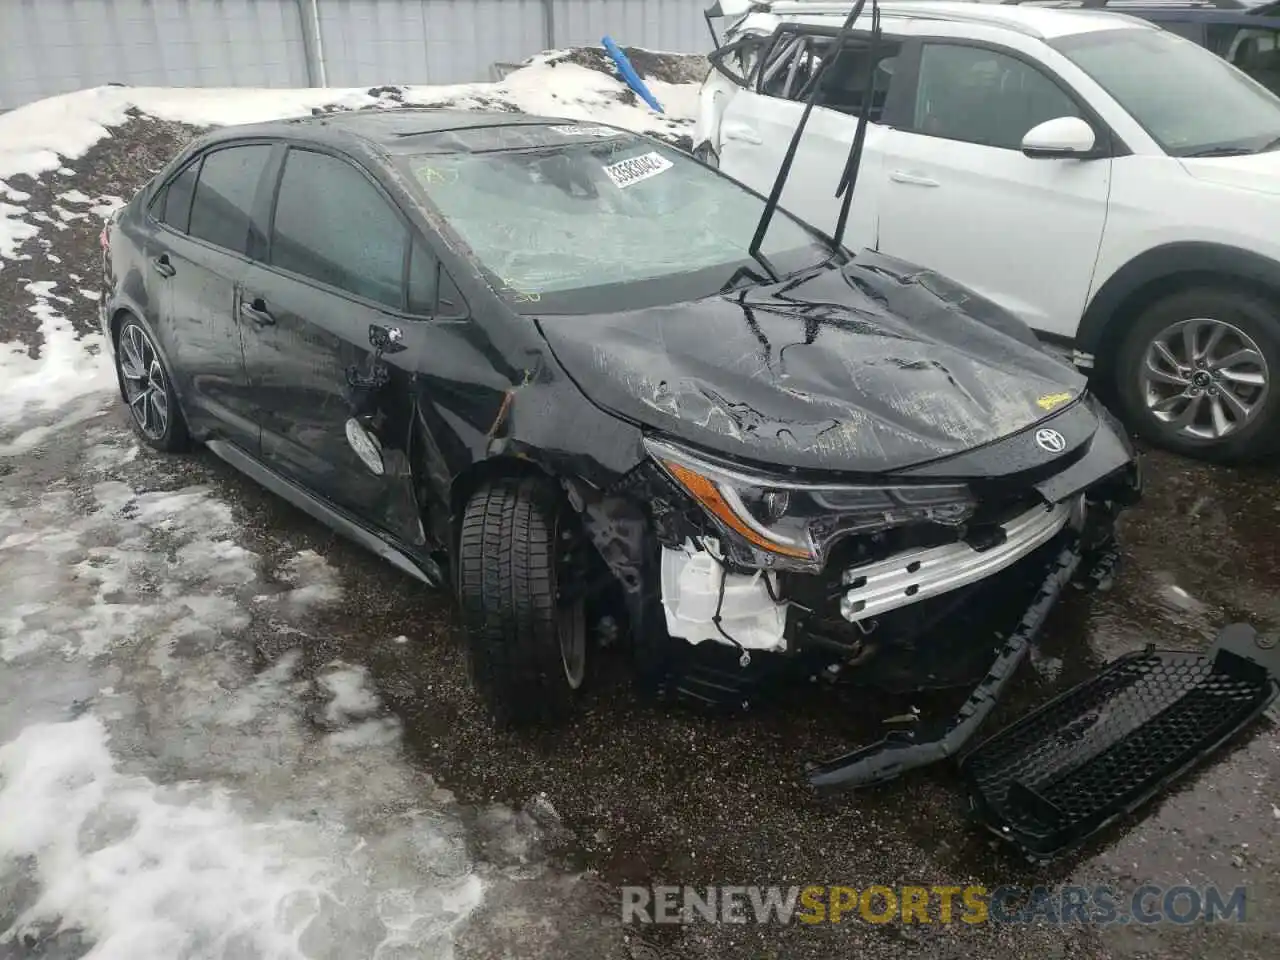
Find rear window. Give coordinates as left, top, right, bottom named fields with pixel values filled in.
left=397, top=132, right=828, bottom=314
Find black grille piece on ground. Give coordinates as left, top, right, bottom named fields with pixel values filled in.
left=960, top=623, right=1280, bottom=862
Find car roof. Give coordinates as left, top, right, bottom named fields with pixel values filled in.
left=737, top=1, right=1157, bottom=38
left=198, top=108, right=608, bottom=151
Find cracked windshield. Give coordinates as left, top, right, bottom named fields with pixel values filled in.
left=404, top=133, right=826, bottom=308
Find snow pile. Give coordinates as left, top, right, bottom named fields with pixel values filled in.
left=0, top=279, right=117, bottom=453
left=0, top=440, right=487, bottom=958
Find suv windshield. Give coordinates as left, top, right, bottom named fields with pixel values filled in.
left=1052, top=27, right=1280, bottom=156
left=397, top=131, right=829, bottom=313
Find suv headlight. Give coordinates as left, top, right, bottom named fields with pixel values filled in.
left=646, top=438, right=976, bottom=571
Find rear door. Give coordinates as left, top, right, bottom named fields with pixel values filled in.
left=715, top=27, right=906, bottom=248
left=875, top=39, right=1112, bottom=339
left=146, top=142, right=273, bottom=450
left=238, top=144, right=439, bottom=541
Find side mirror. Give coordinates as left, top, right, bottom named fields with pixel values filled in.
left=1021, top=116, right=1097, bottom=159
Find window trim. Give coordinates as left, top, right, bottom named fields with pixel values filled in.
left=262, top=144, right=439, bottom=319
left=147, top=139, right=278, bottom=257
left=891, top=36, right=1131, bottom=158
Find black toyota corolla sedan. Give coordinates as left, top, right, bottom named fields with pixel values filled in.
left=100, top=109, right=1141, bottom=768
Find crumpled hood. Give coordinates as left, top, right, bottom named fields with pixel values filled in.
left=536, top=252, right=1089, bottom=474
left=1179, top=152, right=1280, bottom=196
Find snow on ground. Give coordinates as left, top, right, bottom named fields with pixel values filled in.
left=0, top=49, right=701, bottom=959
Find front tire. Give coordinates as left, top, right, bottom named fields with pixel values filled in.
left=114, top=317, right=189, bottom=453
left=1114, top=287, right=1280, bottom=463
left=457, top=477, right=587, bottom=726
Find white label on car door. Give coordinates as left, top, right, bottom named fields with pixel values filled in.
left=602, top=152, right=673, bottom=189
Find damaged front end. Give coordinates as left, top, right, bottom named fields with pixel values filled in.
left=578, top=412, right=1142, bottom=791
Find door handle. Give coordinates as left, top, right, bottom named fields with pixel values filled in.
left=722, top=122, right=763, bottom=145
left=152, top=254, right=176, bottom=278
left=239, top=295, right=275, bottom=326
left=889, top=170, right=940, bottom=187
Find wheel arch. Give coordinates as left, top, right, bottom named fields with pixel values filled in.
left=109, top=305, right=139, bottom=346
left=1079, top=242, right=1280, bottom=381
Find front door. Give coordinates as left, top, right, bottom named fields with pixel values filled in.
left=876, top=41, right=1111, bottom=339
left=238, top=146, right=438, bottom=545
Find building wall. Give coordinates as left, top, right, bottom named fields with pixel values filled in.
left=0, top=0, right=716, bottom=110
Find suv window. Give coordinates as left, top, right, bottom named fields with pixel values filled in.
left=1053, top=26, right=1280, bottom=155
left=157, top=160, right=200, bottom=233
left=910, top=44, right=1082, bottom=150
left=270, top=148, right=408, bottom=310
left=759, top=31, right=903, bottom=122
left=187, top=144, right=272, bottom=254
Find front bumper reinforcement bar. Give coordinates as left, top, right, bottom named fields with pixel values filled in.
left=806, top=541, right=1085, bottom=792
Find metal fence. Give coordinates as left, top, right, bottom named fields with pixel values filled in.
left=0, top=0, right=716, bottom=110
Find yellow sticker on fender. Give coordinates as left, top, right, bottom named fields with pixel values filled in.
left=1036, top=392, right=1073, bottom=411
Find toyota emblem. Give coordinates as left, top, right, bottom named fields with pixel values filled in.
left=1035, top=428, right=1067, bottom=454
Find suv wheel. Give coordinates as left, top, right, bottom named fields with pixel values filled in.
left=1115, top=287, right=1280, bottom=463
left=457, top=476, right=587, bottom=726
left=114, top=317, right=190, bottom=453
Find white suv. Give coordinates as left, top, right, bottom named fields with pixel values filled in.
left=696, top=0, right=1280, bottom=462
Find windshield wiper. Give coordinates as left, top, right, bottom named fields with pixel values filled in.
left=1256, top=134, right=1280, bottom=153
left=1183, top=146, right=1253, bottom=158
left=748, top=0, right=879, bottom=262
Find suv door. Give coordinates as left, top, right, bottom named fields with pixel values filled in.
left=712, top=28, right=906, bottom=247
left=147, top=142, right=274, bottom=451
left=239, top=145, right=449, bottom=544
left=876, top=40, right=1111, bottom=339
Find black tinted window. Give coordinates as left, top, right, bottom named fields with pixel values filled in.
left=160, top=160, right=200, bottom=233
left=188, top=145, right=271, bottom=253
left=271, top=149, right=407, bottom=309
left=912, top=44, right=1081, bottom=149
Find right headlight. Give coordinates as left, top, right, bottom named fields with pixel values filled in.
left=646, top=437, right=976, bottom=572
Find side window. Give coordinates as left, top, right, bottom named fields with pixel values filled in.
left=407, top=237, right=438, bottom=314
left=758, top=31, right=902, bottom=123
left=157, top=159, right=200, bottom=233
left=270, top=149, right=408, bottom=310
left=187, top=145, right=272, bottom=254
left=910, top=44, right=1082, bottom=150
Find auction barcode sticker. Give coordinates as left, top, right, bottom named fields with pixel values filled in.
left=603, top=152, right=673, bottom=189
left=550, top=124, right=618, bottom=137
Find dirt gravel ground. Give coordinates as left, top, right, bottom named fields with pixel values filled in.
left=1, top=115, right=1277, bottom=960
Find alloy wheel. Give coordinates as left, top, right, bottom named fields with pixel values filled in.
left=1139, top=317, right=1268, bottom=441
left=117, top=323, right=171, bottom=441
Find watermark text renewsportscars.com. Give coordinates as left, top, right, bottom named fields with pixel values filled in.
left=621, top=884, right=1248, bottom=926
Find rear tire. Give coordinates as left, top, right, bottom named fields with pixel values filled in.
left=457, top=477, right=587, bottom=726
left=114, top=317, right=190, bottom=453
left=1114, top=287, right=1280, bottom=464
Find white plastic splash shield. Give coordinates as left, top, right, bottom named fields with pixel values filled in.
left=659, top=540, right=787, bottom=653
